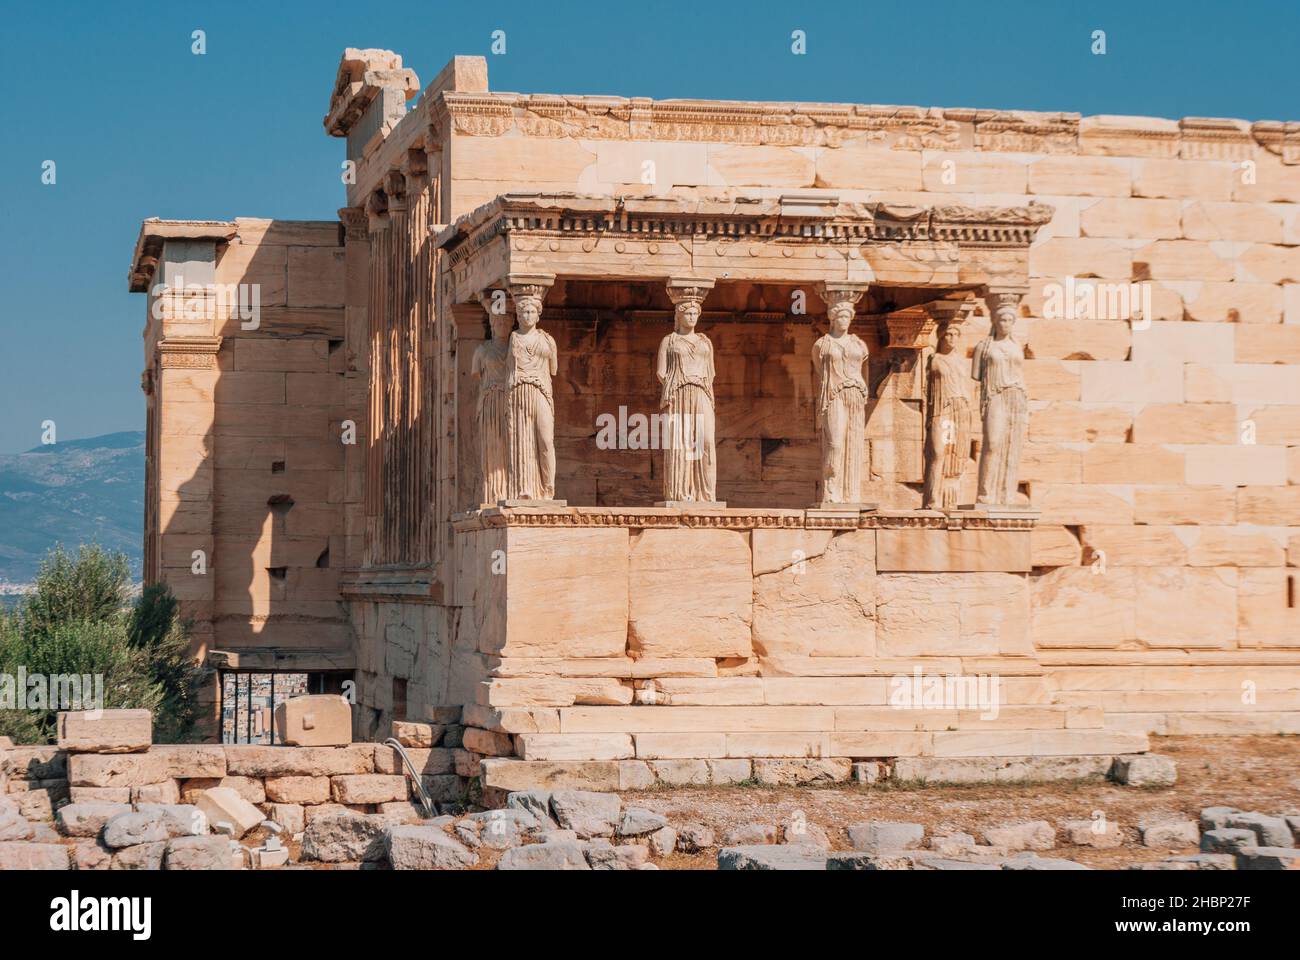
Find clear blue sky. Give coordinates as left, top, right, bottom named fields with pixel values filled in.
left=2, top=0, right=1296, bottom=453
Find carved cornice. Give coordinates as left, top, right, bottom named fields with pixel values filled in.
left=157, top=336, right=222, bottom=369
left=451, top=505, right=1035, bottom=531
left=339, top=206, right=368, bottom=241
left=435, top=193, right=1055, bottom=270
left=433, top=90, right=1293, bottom=161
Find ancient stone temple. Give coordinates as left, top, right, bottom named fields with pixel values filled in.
left=127, top=48, right=1300, bottom=786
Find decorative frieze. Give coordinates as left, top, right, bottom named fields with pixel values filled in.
left=156, top=337, right=222, bottom=369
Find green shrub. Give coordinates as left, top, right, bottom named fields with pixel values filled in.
left=0, top=545, right=206, bottom=744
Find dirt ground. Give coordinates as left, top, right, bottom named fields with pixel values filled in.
left=623, top=736, right=1300, bottom=869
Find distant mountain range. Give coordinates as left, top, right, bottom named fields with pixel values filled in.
left=0, top=431, right=143, bottom=589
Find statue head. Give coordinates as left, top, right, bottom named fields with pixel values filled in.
left=674, top=298, right=702, bottom=334
left=513, top=295, right=542, bottom=332
left=937, top=320, right=959, bottom=354
left=488, top=308, right=513, bottom=341
left=828, top=301, right=855, bottom=336
left=992, top=303, right=1017, bottom=340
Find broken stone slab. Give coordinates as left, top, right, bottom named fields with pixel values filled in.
left=102, top=811, right=172, bottom=848
left=848, top=821, right=925, bottom=853
left=0, top=841, right=70, bottom=870
left=586, top=843, right=650, bottom=870
left=1111, top=754, right=1177, bottom=787
left=1199, top=806, right=1240, bottom=832
left=0, top=808, right=33, bottom=842
left=180, top=776, right=265, bottom=805
left=780, top=818, right=830, bottom=848
left=505, top=789, right=558, bottom=831
left=195, top=787, right=263, bottom=839
left=386, top=824, right=479, bottom=869
left=56, top=802, right=133, bottom=838
left=649, top=825, right=677, bottom=857
left=1139, top=819, right=1200, bottom=848
left=549, top=790, right=621, bottom=839
left=676, top=822, right=715, bottom=853
left=300, top=812, right=388, bottom=862
left=892, top=754, right=1113, bottom=784
left=1224, top=812, right=1293, bottom=848
left=250, top=844, right=290, bottom=869
left=1060, top=819, right=1123, bottom=848
left=916, top=857, right=1003, bottom=870
left=391, top=721, right=444, bottom=748
left=826, top=851, right=918, bottom=870
left=980, top=820, right=1056, bottom=851
left=1162, top=853, right=1236, bottom=870
left=617, top=807, right=668, bottom=837
left=718, top=844, right=828, bottom=871
left=57, top=709, right=152, bottom=754
left=112, top=841, right=167, bottom=870
left=928, top=832, right=977, bottom=856
left=331, top=774, right=409, bottom=804
left=1235, top=846, right=1300, bottom=870
left=68, top=787, right=131, bottom=804
left=164, top=836, right=233, bottom=870
left=71, top=840, right=112, bottom=871
left=1201, top=828, right=1259, bottom=854
left=722, top=822, right=778, bottom=845
left=535, top=829, right=578, bottom=844
left=497, top=841, right=591, bottom=870
left=134, top=804, right=208, bottom=838
left=274, top=694, right=353, bottom=747
left=852, top=761, right=884, bottom=784
left=1002, top=855, right=1090, bottom=870
left=264, top=803, right=305, bottom=836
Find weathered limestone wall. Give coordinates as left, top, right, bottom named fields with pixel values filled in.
left=434, top=92, right=1300, bottom=747
left=138, top=219, right=358, bottom=734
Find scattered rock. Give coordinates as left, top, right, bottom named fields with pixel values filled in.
left=1139, top=819, right=1199, bottom=848
left=102, top=811, right=171, bottom=849
left=928, top=832, right=976, bottom=856
left=722, top=822, right=777, bottom=846
left=586, top=844, right=649, bottom=870
left=1235, top=846, right=1300, bottom=870
left=549, top=790, right=621, bottom=839
left=164, top=836, right=232, bottom=871
left=112, top=841, right=167, bottom=871
left=55, top=803, right=131, bottom=839
left=848, top=821, right=925, bottom=853
left=617, top=807, right=668, bottom=837
left=1060, top=819, right=1123, bottom=849
left=980, top=821, right=1055, bottom=852
left=676, top=822, right=715, bottom=853
left=718, top=844, right=827, bottom=871
left=71, top=840, right=112, bottom=871
left=386, top=824, right=478, bottom=869
left=1200, top=829, right=1257, bottom=854
left=1111, top=755, right=1176, bottom=787
left=1199, top=806, right=1240, bottom=832
left=300, top=813, right=388, bottom=862
left=648, top=826, right=677, bottom=857
left=1002, top=855, right=1090, bottom=870
left=827, top=851, right=916, bottom=871
left=497, top=841, right=591, bottom=870
left=0, top=841, right=70, bottom=870
left=1224, top=813, right=1293, bottom=848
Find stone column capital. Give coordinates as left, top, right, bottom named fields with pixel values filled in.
left=506, top=274, right=556, bottom=303
left=338, top=206, right=367, bottom=242
left=982, top=285, right=1029, bottom=318
left=815, top=281, right=870, bottom=310
left=665, top=277, right=715, bottom=306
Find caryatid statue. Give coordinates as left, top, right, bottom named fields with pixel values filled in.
left=657, top=278, right=718, bottom=504
left=972, top=288, right=1028, bottom=507
left=923, top=318, right=975, bottom=511
left=811, top=282, right=870, bottom=505
left=471, top=290, right=513, bottom=505
left=506, top=275, right=558, bottom=501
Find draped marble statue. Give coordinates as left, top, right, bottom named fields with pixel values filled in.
left=972, top=290, right=1028, bottom=507
left=923, top=320, right=975, bottom=510
left=811, top=283, right=870, bottom=505
left=471, top=293, right=513, bottom=505
left=506, top=277, right=558, bottom=501
left=657, top=278, right=718, bottom=504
